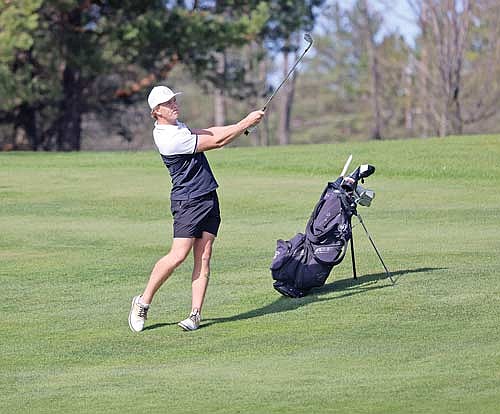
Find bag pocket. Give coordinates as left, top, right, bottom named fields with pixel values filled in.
left=270, top=233, right=305, bottom=271
left=310, top=239, right=344, bottom=265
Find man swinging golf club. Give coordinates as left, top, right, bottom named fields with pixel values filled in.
left=128, top=86, right=264, bottom=332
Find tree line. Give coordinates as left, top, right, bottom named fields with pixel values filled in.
left=292, top=0, right=499, bottom=143
left=0, top=0, right=499, bottom=151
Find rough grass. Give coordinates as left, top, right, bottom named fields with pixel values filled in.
left=1, top=134, right=499, bottom=413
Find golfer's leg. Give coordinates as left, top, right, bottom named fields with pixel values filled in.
left=142, top=237, right=194, bottom=304
left=191, top=232, right=215, bottom=312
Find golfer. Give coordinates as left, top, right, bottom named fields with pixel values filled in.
left=128, top=86, right=265, bottom=332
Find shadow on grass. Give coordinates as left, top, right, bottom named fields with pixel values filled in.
left=201, top=267, right=445, bottom=328
left=143, top=322, right=178, bottom=331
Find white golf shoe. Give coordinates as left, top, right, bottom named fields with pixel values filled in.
left=128, top=296, right=149, bottom=332
left=178, top=308, right=201, bottom=331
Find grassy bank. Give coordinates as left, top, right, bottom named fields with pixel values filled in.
left=1, top=135, right=499, bottom=413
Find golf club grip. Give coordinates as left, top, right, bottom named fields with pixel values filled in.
left=244, top=106, right=267, bottom=136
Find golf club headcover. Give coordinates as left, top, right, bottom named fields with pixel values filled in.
left=359, top=164, right=376, bottom=179
left=341, top=176, right=356, bottom=192
left=341, top=164, right=376, bottom=191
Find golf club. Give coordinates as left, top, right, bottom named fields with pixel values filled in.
left=340, top=154, right=353, bottom=177
left=245, top=33, right=314, bottom=135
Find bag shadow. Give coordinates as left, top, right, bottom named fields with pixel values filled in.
left=202, top=267, right=445, bottom=327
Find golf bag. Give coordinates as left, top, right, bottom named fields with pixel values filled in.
left=270, top=164, right=377, bottom=298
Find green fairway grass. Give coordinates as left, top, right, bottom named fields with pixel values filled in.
left=1, top=135, right=499, bottom=413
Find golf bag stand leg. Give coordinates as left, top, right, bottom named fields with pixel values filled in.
left=355, top=213, right=395, bottom=284
left=350, top=235, right=357, bottom=280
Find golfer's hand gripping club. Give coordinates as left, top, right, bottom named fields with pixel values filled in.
left=241, top=110, right=265, bottom=134
left=244, top=105, right=268, bottom=136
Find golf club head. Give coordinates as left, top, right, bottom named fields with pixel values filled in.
left=304, top=33, right=313, bottom=45
left=354, top=184, right=375, bottom=207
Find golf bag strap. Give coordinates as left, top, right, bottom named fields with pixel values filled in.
left=331, top=238, right=350, bottom=266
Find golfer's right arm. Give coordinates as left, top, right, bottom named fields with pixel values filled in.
left=194, top=110, right=264, bottom=152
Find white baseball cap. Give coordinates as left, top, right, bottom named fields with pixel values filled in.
left=147, top=86, right=182, bottom=110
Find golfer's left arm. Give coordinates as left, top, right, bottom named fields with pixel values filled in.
left=193, top=110, right=264, bottom=152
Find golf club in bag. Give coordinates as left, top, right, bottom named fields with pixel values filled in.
left=270, top=156, right=394, bottom=298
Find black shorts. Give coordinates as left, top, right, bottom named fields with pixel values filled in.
left=170, top=191, right=221, bottom=238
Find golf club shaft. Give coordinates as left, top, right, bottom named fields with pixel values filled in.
left=245, top=35, right=313, bottom=136
left=261, top=42, right=313, bottom=110
left=341, top=154, right=353, bottom=177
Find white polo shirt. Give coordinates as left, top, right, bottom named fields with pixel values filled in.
left=153, top=121, right=197, bottom=155
left=152, top=121, right=218, bottom=200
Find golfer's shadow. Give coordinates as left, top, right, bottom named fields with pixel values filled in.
left=202, top=267, right=445, bottom=328
left=143, top=321, right=178, bottom=331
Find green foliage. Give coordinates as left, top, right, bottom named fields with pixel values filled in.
left=114, top=3, right=269, bottom=69
left=0, top=0, right=42, bottom=111
left=173, top=4, right=270, bottom=81
left=0, top=0, right=41, bottom=63
left=0, top=1, right=271, bottom=148
left=265, top=0, right=324, bottom=51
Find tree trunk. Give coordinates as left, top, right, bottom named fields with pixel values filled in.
left=360, top=0, right=383, bottom=140
left=418, top=0, right=471, bottom=137
left=255, top=53, right=269, bottom=146
left=403, top=64, right=413, bottom=134
left=57, top=66, right=82, bottom=151
left=439, top=112, right=447, bottom=137
left=368, top=46, right=383, bottom=140
left=418, top=0, right=430, bottom=137
left=15, top=104, right=39, bottom=150
left=277, top=50, right=296, bottom=145
left=451, top=86, right=463, bottom=135
left=213, top=89, right=225, bottom=126
left=261, top=115, right=270, bottom=146
left=213, top=52, right=226, bottom=126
